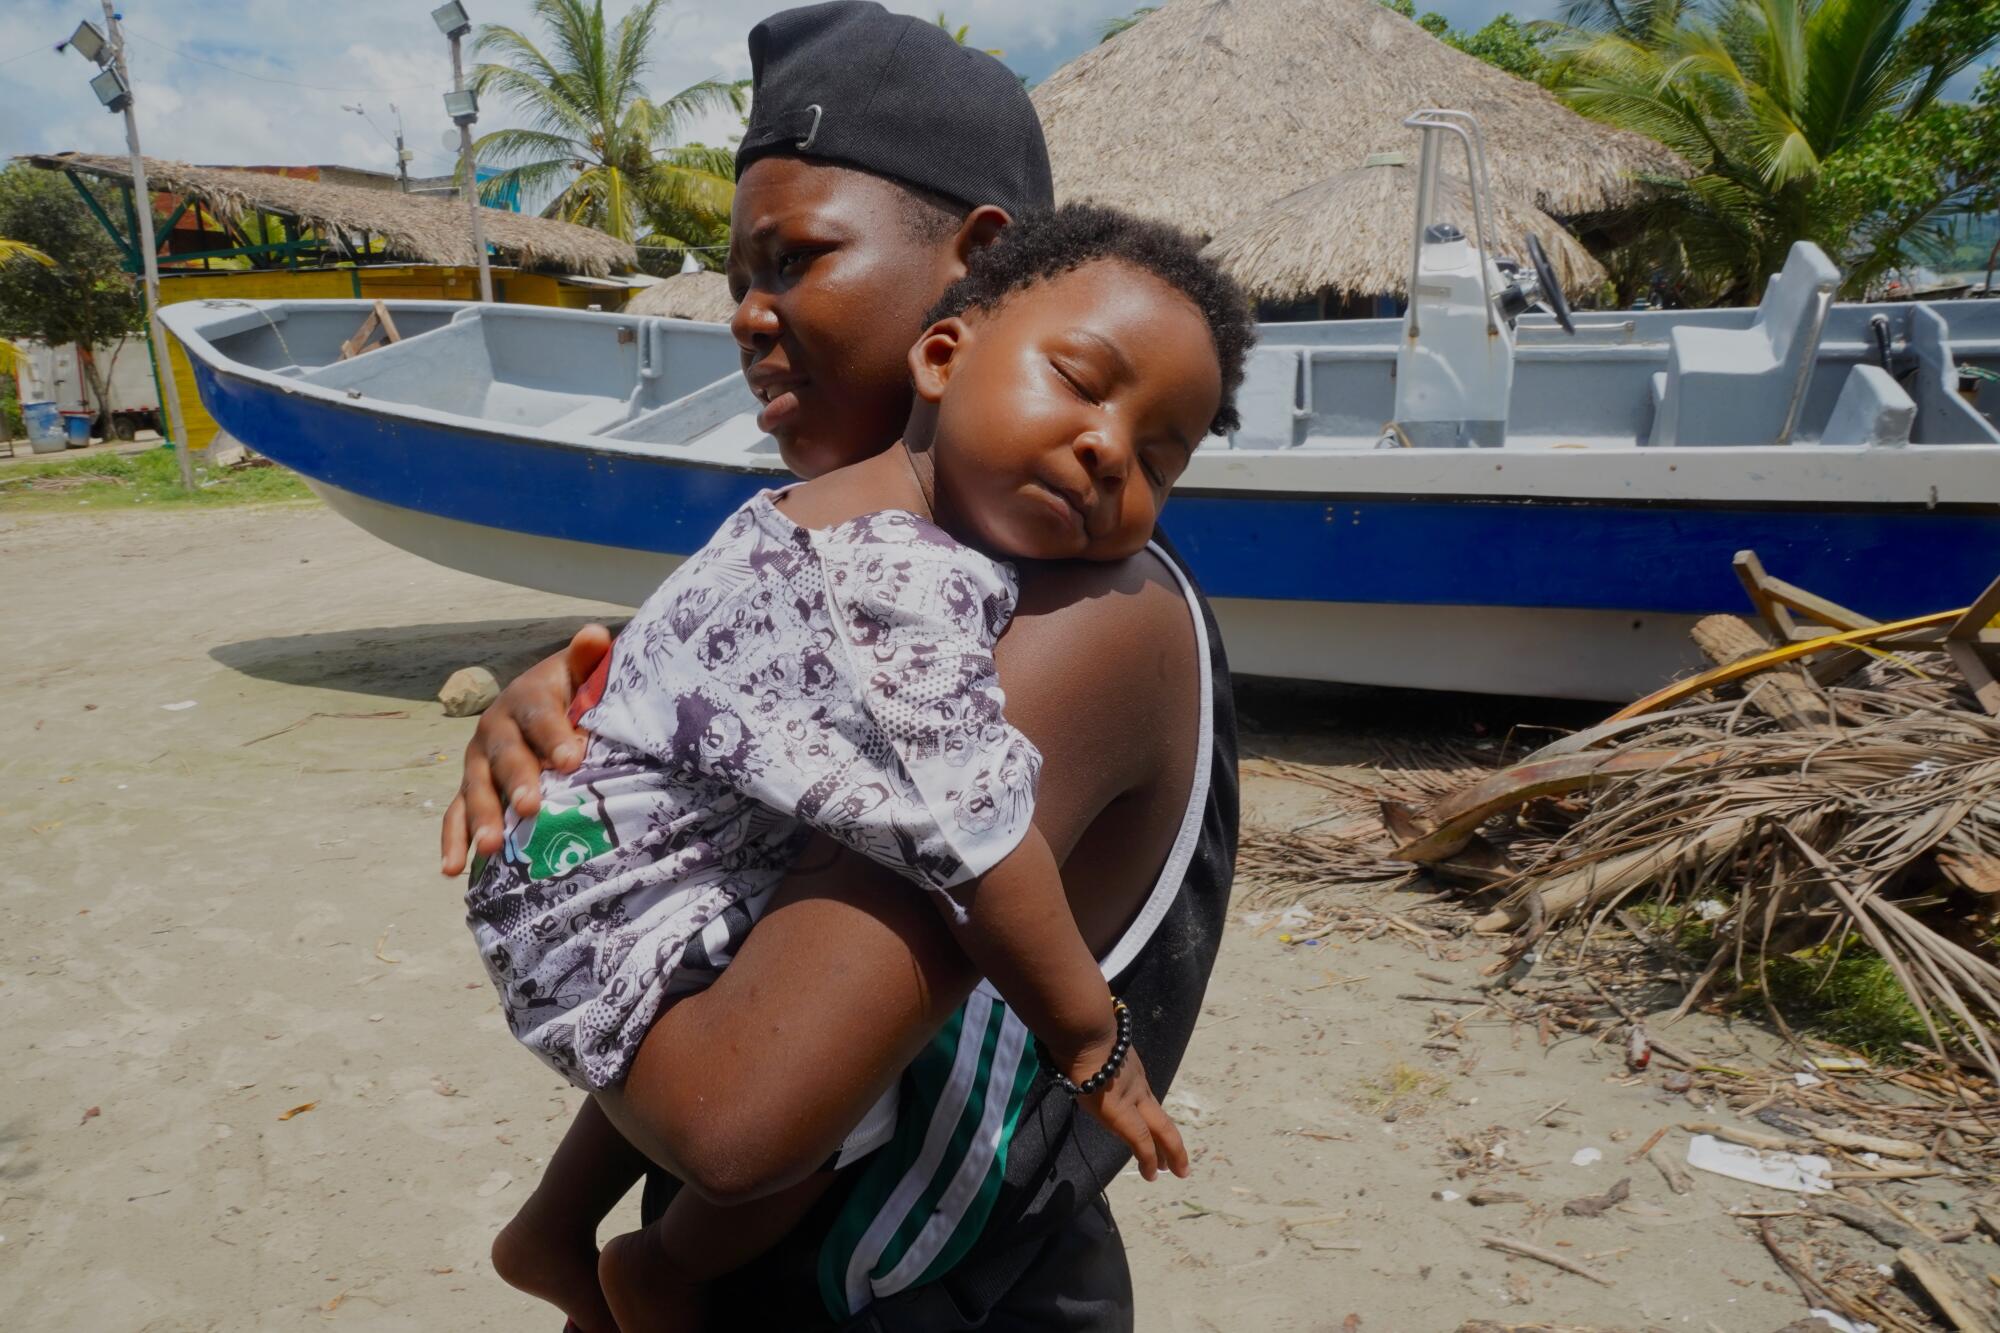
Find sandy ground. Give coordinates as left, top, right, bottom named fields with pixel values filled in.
left=0, top=503, right=1901, bottom=1331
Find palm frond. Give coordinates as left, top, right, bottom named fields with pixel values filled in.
left=0, top=237, right=55, bottom=268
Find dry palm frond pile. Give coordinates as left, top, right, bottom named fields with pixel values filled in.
left=1239, top=743, right=1499, bottom=899
left=1391, top=657, right=2000, bottom=1076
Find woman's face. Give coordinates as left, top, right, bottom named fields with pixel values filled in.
left=725, top=156, right=971, bottom=481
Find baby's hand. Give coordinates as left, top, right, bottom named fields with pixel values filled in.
left=1076, top=1046, right=1189, bottom=1182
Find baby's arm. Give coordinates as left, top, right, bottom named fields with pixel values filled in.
left=941, top=824, right=1189, bottom=1181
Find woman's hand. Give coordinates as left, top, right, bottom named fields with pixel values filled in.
left=438, top=623, right=613, bottom=876
left=1074, top=1046, right=1189, bottom=1183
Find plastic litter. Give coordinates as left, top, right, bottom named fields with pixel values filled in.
left=1685, top=1133, right=1831, bottom=1193
left=1808, top=1310, right=1877, bottom=1333
left=160, top=700, right=197, bottom=711
left=1794, top=1072, right=1825, bottom=1088
left=1626, top=1025, right=1651, bottom=1071
left=1570, top=1147, right=1603, bottom=1167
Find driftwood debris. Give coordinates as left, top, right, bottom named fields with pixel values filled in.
left=1689, top=614, right=1834, bottom=730
left=1897, top=1245, right=2000, bottom=1329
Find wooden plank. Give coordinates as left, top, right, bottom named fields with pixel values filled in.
left=1946, top=571, right=2000, bottom=716
left=1734, top=550, right=1801, bottom=642
left=338, top=307, right=381, bottom=361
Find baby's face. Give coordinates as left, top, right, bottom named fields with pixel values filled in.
left=914, top=260, right=1223, bottom=563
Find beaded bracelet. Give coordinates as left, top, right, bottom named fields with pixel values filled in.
left=1041, top=998, right=1133, bottom=1097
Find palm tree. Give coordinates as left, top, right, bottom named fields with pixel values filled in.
left=1548, top=0, right=1999, bottom=301
left=935, top=12, right=1003, bottom=58
left=469, top=0, right=746, bottom=255
left=1098, top=7, right=1158, bottom=43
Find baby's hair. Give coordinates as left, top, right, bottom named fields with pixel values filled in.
left=923, top=203, right=1256, bottom=437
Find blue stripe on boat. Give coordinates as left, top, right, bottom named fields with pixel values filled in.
left=201, top=364, right=2000, bottom=618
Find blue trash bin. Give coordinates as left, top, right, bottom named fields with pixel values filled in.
left=22, top=401, right=64, bottom=453
left=62, top=412, right=93, bottom=447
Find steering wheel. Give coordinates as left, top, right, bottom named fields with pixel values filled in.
left=1526, top=233, right=1576, bottom=335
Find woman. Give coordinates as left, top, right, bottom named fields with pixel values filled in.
left=441, top=6, right=1237, bottom=1327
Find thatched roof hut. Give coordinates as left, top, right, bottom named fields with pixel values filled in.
left=624, top=270, right=736, bottom=321
left=24, top=152, right=634, bottom=276
left=1030, top=0, right=1683, bottom=239
left=1204, top=155, right=1607, bottom=304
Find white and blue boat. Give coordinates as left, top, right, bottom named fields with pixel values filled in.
left=160, top=114, right=2000, bottom=702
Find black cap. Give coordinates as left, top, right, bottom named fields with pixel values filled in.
left=736, top=1, right=1054, bottom=221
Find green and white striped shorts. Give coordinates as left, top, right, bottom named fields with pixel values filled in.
left=816, top=985, right=1039, bottom=1320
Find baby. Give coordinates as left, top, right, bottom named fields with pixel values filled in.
left=465, top=203, right=1254, bottom=1331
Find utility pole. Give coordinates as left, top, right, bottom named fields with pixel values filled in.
left=99, top=2, right=194, bottom=489
left=392, top=103, right=411, bottom=192
left=435, top=3, right=493, bottom=302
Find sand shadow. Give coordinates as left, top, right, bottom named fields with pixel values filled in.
left=1235, top=675, right=1604, bottom=768
left=210, top=616, right=623, bottom=702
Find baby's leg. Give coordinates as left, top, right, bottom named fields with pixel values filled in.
left=598, top=1170, right=838, bottom=1333
left=493, top=1098, right=652, bottom=1333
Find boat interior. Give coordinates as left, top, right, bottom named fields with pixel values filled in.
left=174, top=245, right=2000, bottom=457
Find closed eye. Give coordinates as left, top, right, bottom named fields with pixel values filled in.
left=1051, top=359, right=1099, bottom=404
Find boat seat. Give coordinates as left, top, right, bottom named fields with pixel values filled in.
left=1815, top=365, right=1915, bottom=446
left=540, top=396, right=640, bottom=436
left=1232, top=346, right=1308, bottom=449
left=1647, top=242, right=1840, bottom=446
left=1908, top=303, right=2000, bottom=445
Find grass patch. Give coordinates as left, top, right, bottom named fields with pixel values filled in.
left=1630, top=899, right=1935, bottom=1062
left=1757, top=946, right=1936, bottom=1061
left=0, top=445, right=314, bottom=513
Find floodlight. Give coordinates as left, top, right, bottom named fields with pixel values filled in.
left=431, top=2, right=472, bottom=38
left=90, top=65, right=132, bottom=113
left=443, top=88, right=478, bottom=125
left=66, top=20, right=109, bottom=65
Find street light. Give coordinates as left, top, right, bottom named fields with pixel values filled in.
left=436, top=2, right=492, bottom=301
left=431, top=2, right=472, bottom=38
left=63, top=19, right=109, bottom=64
left=88, top=63, right=131, bottom=111
left=60, top=4, right=195, bottom=491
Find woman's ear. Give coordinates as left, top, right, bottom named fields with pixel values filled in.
left=942, top=205, right=1011, bottom=284
left=908, top=317, right=968, bottom=405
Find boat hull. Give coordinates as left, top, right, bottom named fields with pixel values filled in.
left=306, top=475, right=1704, bottom=699
left=171, top=296, right=2000, bottom=703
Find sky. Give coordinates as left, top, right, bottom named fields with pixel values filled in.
left=0, top=0, right=1562, bottom=179
left=0, top=1, right=1986, bottom=184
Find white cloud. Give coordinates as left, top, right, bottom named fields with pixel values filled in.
left=2, top=1, right=1162, bottom=169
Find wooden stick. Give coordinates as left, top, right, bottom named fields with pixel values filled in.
left=1626, top=1125, right=1669, bottom=1163
left=1681, top=1121, right=1797, bottom=1152
left=1480, top=1235, right=1614, bottom=1287
left=1809, top=1126, right=1928, bottom=1160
